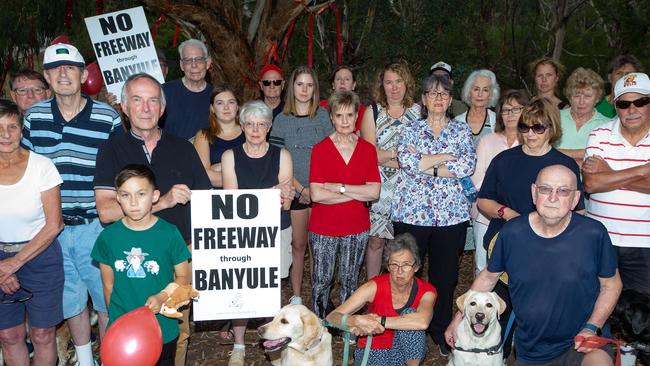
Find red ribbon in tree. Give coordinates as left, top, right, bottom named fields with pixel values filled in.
left=151, top=14, right=181, bottom=47
left=96, top=0, right=104, bottom=15
left=262, top=42, right=279, bottom=66
left=0, top=50, right=14, bottom=94
left=284, top=1, right=343, bottom=67
left=173, top=24, right=180, bottom=47
left=64, top=0, right=73, bottom=30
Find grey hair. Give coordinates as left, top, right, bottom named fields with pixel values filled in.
left=178, top=39, right=209, bottom=59
left=239, top=100, right=272, bottom=125
left=461, top=69, right=500, bottom=108
left=121, top=73, right=167, bottom=107
left=383, top=233, right=421, bottom=269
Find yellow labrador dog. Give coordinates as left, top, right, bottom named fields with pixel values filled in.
left=258, top=304, right=332, bottom=366
left=448, top=290, right=506, bottom=366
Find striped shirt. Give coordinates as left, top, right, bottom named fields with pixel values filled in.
left=585, top=118, right=650, bottom=248
left=22, top=97, right=122, bottom=218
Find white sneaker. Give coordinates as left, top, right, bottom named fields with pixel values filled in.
left=228, top=348, right=245, bottom=366
left=288, top=295, right=303, bottom=305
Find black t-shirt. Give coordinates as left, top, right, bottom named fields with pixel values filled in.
left=94, top=130, right=212, bottom=240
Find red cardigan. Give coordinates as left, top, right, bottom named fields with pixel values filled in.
left=357, top=274, right=437, bottom=349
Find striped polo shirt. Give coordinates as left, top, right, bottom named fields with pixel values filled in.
left=585, top=118, right=650, bottom=248
left=22, top=97, right=121, bottom=219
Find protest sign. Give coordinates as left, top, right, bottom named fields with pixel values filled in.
left=85, top=6, right=164, bottom=102
left=191, top=190, right=281, bottom=321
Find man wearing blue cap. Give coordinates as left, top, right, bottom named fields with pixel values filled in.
left=22, top=43, right=121, bottom=366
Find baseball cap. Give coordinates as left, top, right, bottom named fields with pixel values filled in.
left=259, top=64, right=284, bottom=80
left=614, top=72, right=650, bottom=100
left=43, top=43, right=85, bottom=70
left=430, top=61, right=452, bottom=76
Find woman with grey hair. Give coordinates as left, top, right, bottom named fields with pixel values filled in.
left=326, top=233, right=436, bottom=366
left=457, top=69, right=500, bottom=145
left=221, top=100, right=294, bottom=366
left=393, top=74, right=475, bottom=356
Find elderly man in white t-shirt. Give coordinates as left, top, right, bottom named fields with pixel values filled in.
left=583, top=72, right=650, bottom=295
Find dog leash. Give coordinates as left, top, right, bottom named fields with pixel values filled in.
left=323, top=315, right=372, bottom=366
left=574, top=335, right=624, bottom=366
left=498, top=310, right=516, bottom=353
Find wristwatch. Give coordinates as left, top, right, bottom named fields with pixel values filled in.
left=583, top=323, right=602, bottom=336
left=339, top=184, right=346, bottom=194
left=497, top=206, right=507, bottom=219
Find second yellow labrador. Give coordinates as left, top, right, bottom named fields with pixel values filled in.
left=258, top=304, right=332, bottom=366
left=448, top=290, right=507, bottom=366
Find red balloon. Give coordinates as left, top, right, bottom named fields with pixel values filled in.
left=81, top=62, right=103, bottom=96
left=100, top=306, right=163, bottom=366
left=50, top=35, right=71, bottom=45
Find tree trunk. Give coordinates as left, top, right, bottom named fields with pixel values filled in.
left=141, top=0, right=306, bottom=100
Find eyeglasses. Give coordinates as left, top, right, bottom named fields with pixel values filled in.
left=180, top=56, right=207, bottom=65
left=242, top=121, right=270, bottom=129
left=517, top=123, right=548, bottom=134
left=535, top=185, right=575, bottom=197
left=615, top=97, right=650, bottom=110
left=261, top=80, right=283, bottom=87
left=12, top=87, right=47, bottom=96
left=501, top=106, right=524, bottom=115
left=387, top=262, right=415, bottom=272
left=425, top=91, right=451, bottom=100
left=1, top=287, right=33, bottom=304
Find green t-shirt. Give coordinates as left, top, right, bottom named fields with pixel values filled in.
left=557, top=108, right=610, bottom=150
left=595, top=97, right=616, bottom=119
left=92, top=218, right=191, bottom=343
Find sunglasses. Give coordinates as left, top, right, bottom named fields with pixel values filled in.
left=261, top=80, right=282, bottom=87
left=1, top=287, right=33, bottom=304
left=535, top=185, right=575, bottom=197
left=518, top=123, right=548, bottom=134
left=615, top=97, right=650, bottom=110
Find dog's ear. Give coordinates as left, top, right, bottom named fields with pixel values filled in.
left=300, top=311, right=322, bottom=350
left=494, top=293, right=507, bottom=318
left=456, top=290, right=470, bottom=311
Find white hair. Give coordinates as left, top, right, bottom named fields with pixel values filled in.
left=461, top=69, right=500, bottom=108
left=239, top=100, right=272, bottom=124
left=178, top=39, right=209, bottom=58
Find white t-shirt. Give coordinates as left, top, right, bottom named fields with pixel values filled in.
left=0, top=152, right=62, bottom=243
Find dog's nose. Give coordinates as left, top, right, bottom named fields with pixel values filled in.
left=475, top=312, right=485, bottom=322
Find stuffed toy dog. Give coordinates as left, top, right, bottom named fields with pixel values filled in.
left=159, top=283, right=200, bottom=319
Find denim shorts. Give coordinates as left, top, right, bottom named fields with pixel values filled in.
left=0, top=241, right=64, bottom=329
left=57, top=219, right=107, bottom=318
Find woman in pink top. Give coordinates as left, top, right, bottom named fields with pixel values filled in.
left=471, top=90, right=529, bottom=274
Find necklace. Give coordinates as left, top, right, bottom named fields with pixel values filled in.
left=243, top=142, right=269, bottom=158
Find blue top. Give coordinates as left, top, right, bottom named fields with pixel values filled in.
left=393, top=117, right=476, bottom=226
left=22, top=97, right=122, bottom=218
left=161, top=79, right=211, bottom=140
left=488, top=213, right=617, bottom=363
left=209, top=133, right=245, bottom=164
left=478, top=146, right=585, bottom=249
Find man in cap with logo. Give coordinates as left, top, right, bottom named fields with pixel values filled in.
left=430, top=61, right=467, bottom=117
left=22, top=43, right=121, bottom=366
left=583, top=72, right=650, bottom=296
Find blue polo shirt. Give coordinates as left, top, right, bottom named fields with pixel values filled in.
left=22, top=97, right=122, bottom=218
left=93, top=130, right=212, bottom=240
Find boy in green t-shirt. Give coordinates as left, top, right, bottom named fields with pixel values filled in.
left=91, top=164, right=191, bottom=365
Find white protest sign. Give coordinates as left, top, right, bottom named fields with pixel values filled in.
left=191, top=190, right=281, bottom=321
left=84, top=6, right=164, bottom=102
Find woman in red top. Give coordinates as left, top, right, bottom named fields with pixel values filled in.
left=309, top=90, right=380, bottom=318
left=326, top=233, right=436, bottom=365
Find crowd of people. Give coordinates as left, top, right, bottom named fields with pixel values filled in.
left=0, top=36, right=648, bottom=366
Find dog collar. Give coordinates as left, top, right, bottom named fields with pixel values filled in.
left=453, top=344, right=501, bottom=355
left=287, top=325, right=325, bottom=353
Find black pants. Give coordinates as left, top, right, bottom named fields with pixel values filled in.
left=156, top=337, right=178, bottom=366
left=495, top=281, right=515, bottom=359
left=616, top=246, right=650, bottom=295
left=393, top=221, right=468, bottom=348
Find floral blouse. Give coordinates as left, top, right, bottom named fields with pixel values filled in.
left=392, top=117, right=476, bottom=226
